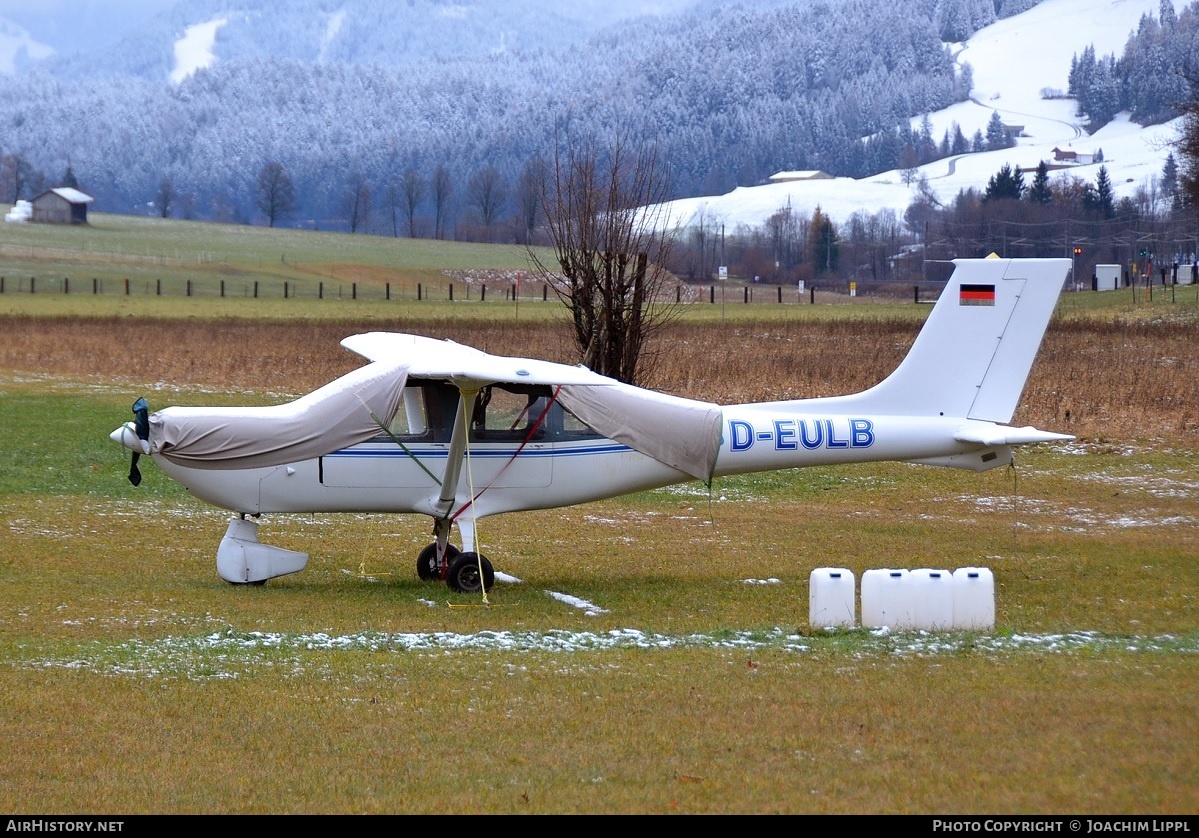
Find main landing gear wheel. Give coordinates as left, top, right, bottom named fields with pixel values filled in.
left=417, top=543, right=461, bottom=581
left=445, top=552, right=495, bottom=593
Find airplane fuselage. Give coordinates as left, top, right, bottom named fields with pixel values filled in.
left=153, top=404, right=1012, bottom=521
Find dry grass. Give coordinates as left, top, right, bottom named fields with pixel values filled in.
left=2, top=302, right=1198, bottom=814
left=2, top=311, right=1197, bottom=441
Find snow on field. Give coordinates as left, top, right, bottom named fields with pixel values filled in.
left=663, top=0, right=1177, bottom=230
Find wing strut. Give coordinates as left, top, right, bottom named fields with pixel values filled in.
left=435, top=388, right=478, bottom=516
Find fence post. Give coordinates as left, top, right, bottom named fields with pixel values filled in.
left=449, top=284, right=453, bottom=301
left=30, top=277, right=35, bottom=294
left=156, top=279, right=161, bottom=296
left=125, top=278, right=130, bottom=296
left=93, top=277, right=98, bottom=295
left=221, top=280, right=225, bottom=298
left=353, top=282, right=357, bottom=300
left=254, top=281, right=258, bottom=298
left=64, top=276, right=69, bottom=294
left=914, top=285, right=919, bottom=304
left=481, top=284, right=486, bottom=302
left=1, top=277, right=4, bottom=293
left=187, top=280, right=192, bottom=297
left=284, top=281, right=289, bottom=299
left=710, top=286, right=714, bottom=303
left=386, top=282, right=390, bottom=301
left=810, top=287, right=815, bottom=304
left=743, top=286, right=748, bottom=304
left=777, top=286, right=782, bottom=303
left=319, top=281, right=323, bottom=300
left=543, top=284, right=548, bottom=301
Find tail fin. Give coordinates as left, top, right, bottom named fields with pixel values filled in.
left=810, top=257, right=1070, bottom=422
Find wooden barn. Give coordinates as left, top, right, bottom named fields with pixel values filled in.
left=31, top=187, right=94, bottom=224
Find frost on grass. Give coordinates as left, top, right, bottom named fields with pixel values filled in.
left=23, top=628, right=1199, bottom=681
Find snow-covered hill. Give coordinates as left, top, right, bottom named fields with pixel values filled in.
left=662, top=0, right=1180, bottom=231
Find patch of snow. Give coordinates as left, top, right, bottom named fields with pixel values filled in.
left=170, top=17, right=227, bottom=84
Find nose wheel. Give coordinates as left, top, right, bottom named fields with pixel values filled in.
left=416, top=542, right=460, bottom=581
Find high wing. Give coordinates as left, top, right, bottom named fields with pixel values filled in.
left=340, top=332, right=615, bottom=388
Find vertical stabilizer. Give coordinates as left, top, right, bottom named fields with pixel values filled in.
left=801, top=257, right=1069, bottom=422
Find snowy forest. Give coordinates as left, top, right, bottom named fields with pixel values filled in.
left=0, top=0, right=1040, bottom=229
left=0, top=0, right=1194, bottom=239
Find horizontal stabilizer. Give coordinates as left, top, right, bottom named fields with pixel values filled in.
left=954, top=424, right=1075, bottom=447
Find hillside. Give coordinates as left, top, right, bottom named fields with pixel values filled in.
left=0, top=0, right=1189, bottom=233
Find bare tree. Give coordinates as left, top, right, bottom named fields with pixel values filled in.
left=343, top=172, right=372, bottom=234
left=156, top=178, right=175, bottom=218
left=527, top=133, right=682, bottom=385
left=401, top=167, right=424, bottom=237
left=466, top=165, right=508, bottom=239
left=431, top=164, right=452, bottom=240
left=383, top=181, right=402, bottom=237
left=0, top=153, right=34, bottom=203
left=513, top=157, right=545, bottom=245
left=1176, top=74, right=1199, bottom=209
left=256, top=161, right=297, bottom=227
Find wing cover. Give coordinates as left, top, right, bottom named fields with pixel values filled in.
left=149, top=360, right=409, bottom=469
left=559, top=383, right=722, bottom=480
left=340, top=332, right=613, bottom=386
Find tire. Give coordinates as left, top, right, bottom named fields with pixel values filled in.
left=445, top=552, right=495, bottom=593
left=417, top=543, right=460, bottom=580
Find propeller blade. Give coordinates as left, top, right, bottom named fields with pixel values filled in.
left=125, top=398, right=150, bottom=486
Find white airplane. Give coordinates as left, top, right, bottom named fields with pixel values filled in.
left=110, top=257, right=1073, bottom=594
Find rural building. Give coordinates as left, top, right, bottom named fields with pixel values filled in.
left=1051, top=147, right=1095, bottom=165
left=768, top=170, right=833, bottom=183
left=31, top=187, right=94, bottom=224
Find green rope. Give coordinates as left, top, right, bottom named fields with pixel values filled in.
left=371, top=412, right=443, bottom=487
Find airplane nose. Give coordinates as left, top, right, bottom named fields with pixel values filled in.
left=110, top=422, right=150, bottom=454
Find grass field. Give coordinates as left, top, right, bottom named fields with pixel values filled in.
left=0, top=215, right=1196, bottom=814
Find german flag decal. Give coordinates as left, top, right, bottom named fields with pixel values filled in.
left=959, top=283, right=996, bottom=306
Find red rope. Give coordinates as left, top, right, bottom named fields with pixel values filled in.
left=449, top=386, right=561, bottom=522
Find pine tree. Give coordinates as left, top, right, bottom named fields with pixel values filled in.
left=1094, top=165, right=1115, bottom=218
left=61, top=159, right=79, bottom=190
left=808, top=205, right=839, bottom=275
left=985, top=111, right=1009, bottom=151
left=1162, top=152, right=1178, bottom=201
left=984, top=163, right=1025, bottom=201
left=1027, top=160, right=1052, bottom=205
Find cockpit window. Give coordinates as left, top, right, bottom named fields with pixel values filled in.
left=374, top=380, right=604, bottom=443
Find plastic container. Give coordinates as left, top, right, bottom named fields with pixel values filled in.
left=860, top=568, right=913, bottom=629
left=809, top=567, right=856, bottom=628
left=952, top=567, right=995, bottom=630
left=911, top=568, right=954, bottom=630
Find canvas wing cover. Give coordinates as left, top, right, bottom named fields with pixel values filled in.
left=340, top=332, right=613, bottom=386
left=149, top=360, right=409, bottom=469
left=558, top=382, right=722, bottom=481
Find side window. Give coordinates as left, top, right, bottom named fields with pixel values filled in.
left=560, top=403, right=600, bottom=437
left=373, top=381, right=456, bottom=442
left=471, top=386, right=551, bottom=439
left=384, top=386, right=426, bottom=436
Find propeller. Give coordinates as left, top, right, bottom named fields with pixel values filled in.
left=109, top=398, right=151, bottom=486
